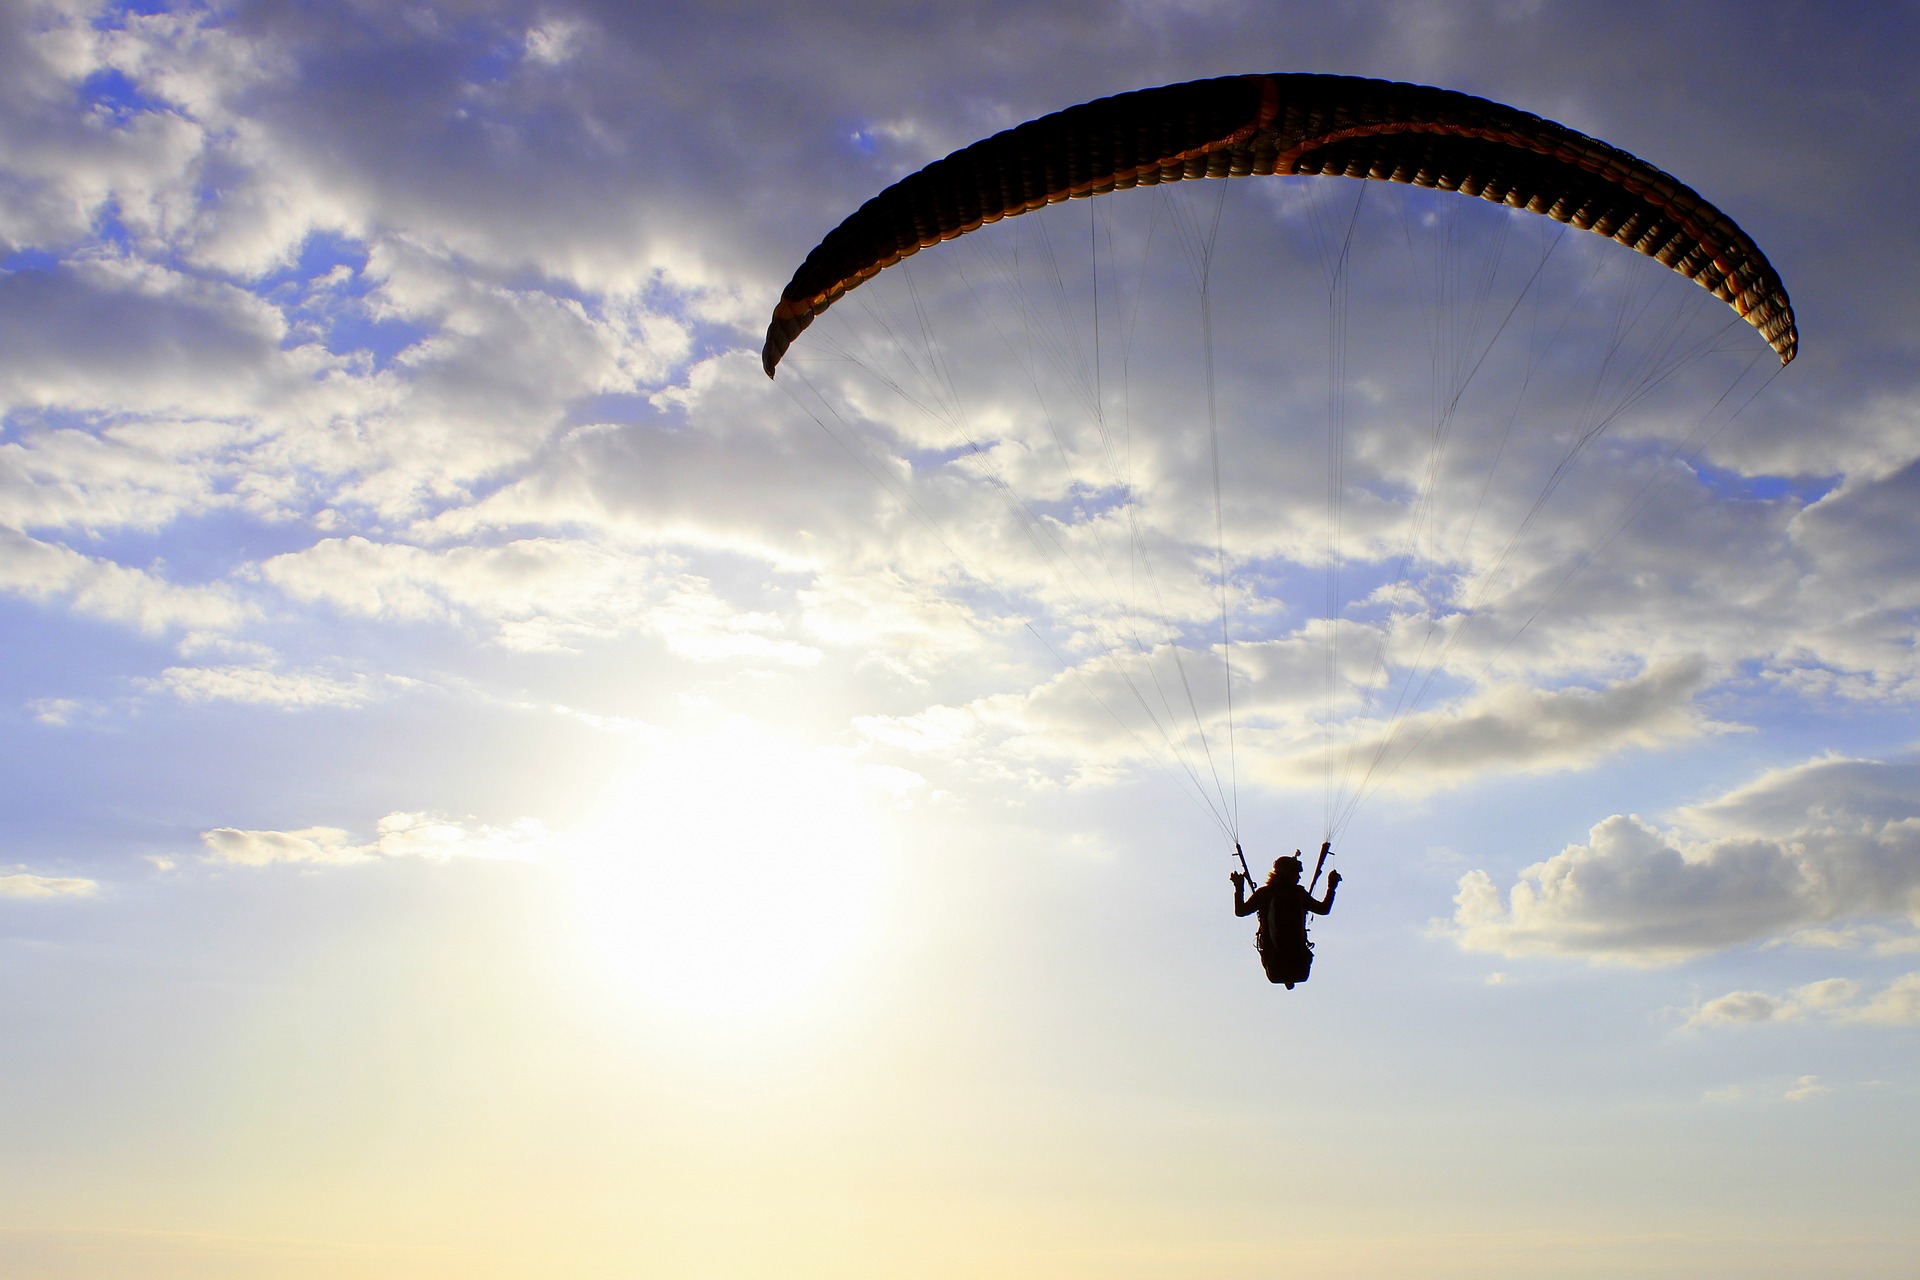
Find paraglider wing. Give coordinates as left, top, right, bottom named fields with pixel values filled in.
left=763, top=74, right=1795, bottom=375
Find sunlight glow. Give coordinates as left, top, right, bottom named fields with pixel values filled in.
left=568, top=723, right=891, bottom=1016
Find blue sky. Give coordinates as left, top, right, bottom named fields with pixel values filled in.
left=3, top=2, right=1918, bottom=1276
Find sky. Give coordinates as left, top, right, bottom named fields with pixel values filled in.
left=3, top=2, right=1918, bottom=1277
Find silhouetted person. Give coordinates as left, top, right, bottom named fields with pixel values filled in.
left=1232, top=842, right=1341, bottom=988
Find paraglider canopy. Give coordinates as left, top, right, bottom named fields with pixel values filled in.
left=764, top=74, right=1795, bottom=376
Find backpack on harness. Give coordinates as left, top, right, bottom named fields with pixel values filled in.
left=1257, top=911, right=1314, bottom=986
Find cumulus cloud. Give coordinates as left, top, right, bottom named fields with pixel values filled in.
left=0, top=870, right=99, bottom=899
left=201, top=812, right=547, bottom=866
left=1450, top=754, right=1920, bottom=964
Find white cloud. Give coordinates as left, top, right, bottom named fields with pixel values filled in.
left=1449, top=754, right=1920, bottom=964
left=1847, top=972, right=1920, bottom=1025
left=200, top=824, right=368, bottom=866
left=256, top=534, right=818, bottom=661
left=1684, top=978, right=1856, bottom=1029
left=524, top=16, right=586, bottom=66
left=1686, top=989, right=1799, bottom=1028
left=1278, top=659, right=1721, bottom=795
left=146, top=664, right=383, bottom=708
left=1794, top=976, right=1863, bottom=1011
left=862, top=651, right=1722, bottom=800
left=28, top=697, right=81, bottom=726
left=1763, top=923, right=1920, bottom=954
left=0, top=870, right=98, bottom=898
left=1448, top=814, right=1817, bottom=965
left=798, top=570, right=992, bottom=679
left=0, top=528, right=253, bottom=636
left=0, top=259, right=305, bottom=421
left=1686, top=972, right=1920, bottom=1030
left=1783, top=1074, right=1830, bottom=1102
left=0, top=415, right=237, bottom=534
left=0, top=6, right=209, bottom=253
left=201, top=812, right=547, bottom=867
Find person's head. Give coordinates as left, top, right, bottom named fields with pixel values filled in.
left=1269, top=854, right=1303, bottom=885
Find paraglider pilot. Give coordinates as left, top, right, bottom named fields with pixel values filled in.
left=1232, top=842, right=1341, bottom=988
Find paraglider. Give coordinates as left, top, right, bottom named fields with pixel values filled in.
left=762, top=75, right=1795, bottom=988
left=1233, top=841, right=1341, bottom=987
left=763, top=74, right=1795, bottom=376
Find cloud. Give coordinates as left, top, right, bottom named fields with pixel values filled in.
left=200, top=812, right=547, bottom=866
left=0, top=260, right=299, bottom=420
left=1686, top=972, right=1920, bottom=1030
left=256, top=534, right=819, bottom=661
left=1847, top=972, right=1920, bottom=1025
left=200, top=825, right=368, bottom=866
left=28, top=697, right=81, bottom=726
left=1286, top=659, right=1722, bottom=794
left=1447, top=754, right=1920, bottom=964
left=0, top=528, right=253, bottom=637
left=859, top=649, right=1722, bottom=799
left=797, top=571, right=992, bottom=679
left=1687, top=989, right=1800, bottom=1028
left=1783, top=1074, right=1830, bottom=1102
left=0, top=413, right=242, bottom=535
left=0, top=870, right=99, bottom=899
left=1447, top=814, right=1820, bottom=964
left=144, top=664, right=384, bottom=709
left=0, top=5, right=212, bottom=253
left=1684, top=978, right=1858, bottom=1028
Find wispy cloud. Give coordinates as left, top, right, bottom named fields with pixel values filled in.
left=0, top=870, right=98, bottom=899
left=0, top=528, right=254, bottom=636
left=146, top=664, right=386, bottom=708
left=256, top=535, right=819, bottom=661
left=201, top=812, right=547, bottom=866
left=1688, top=973, right=1920, bottom=1029
left=1783, top=1074, right=1831, bottom=1101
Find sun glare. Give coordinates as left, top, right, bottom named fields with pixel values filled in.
left=567, top=724, right=891, bottom=1017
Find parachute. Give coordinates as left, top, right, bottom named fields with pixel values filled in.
left=764, top=74, right=1795, bottom=376
left=762, top=75, right=1795, bottom=853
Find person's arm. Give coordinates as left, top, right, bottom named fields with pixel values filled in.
left=1231, top=873, right=1264, bottom=917
left=1307, top=868, right=1342, bottom=915
left=1231, top=842, right=1257, bottom=917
